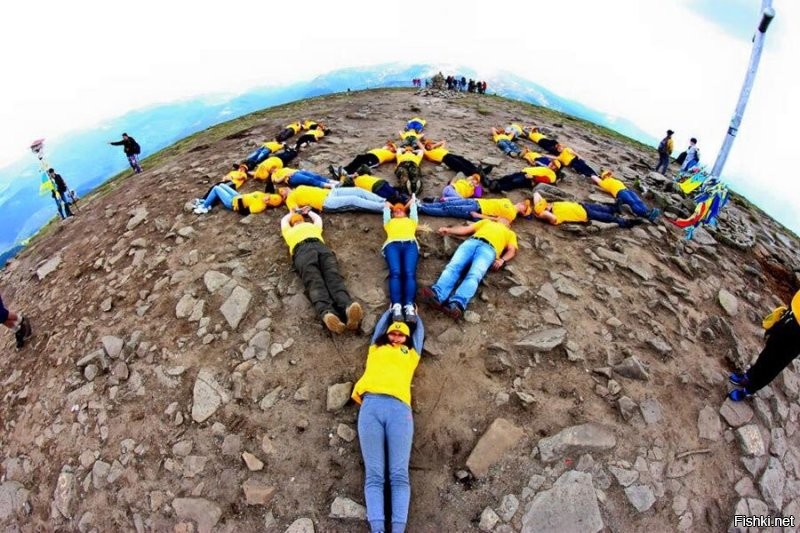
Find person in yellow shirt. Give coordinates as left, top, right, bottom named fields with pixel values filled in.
left=522, top=126, right=560, bottom=154
left=441, top=174, right=483, bottom=199
left=728, top=290, right=800, bottom=401
left=531, top=192, right=641, bottom=228
left=251, top=148, right=301, bottom=192
left=243, top=140, right=286, bottom=170
left=486, top=165, right=559, bottom=192
left=283, top=185, right=385, bottom=213
left=383, top=198, right=419, bottom=324
left=421, top=139, right=494, bottom=178
left=193, top=164, right=250, bottom=208
left=418, top=218, right=518, bottom=319
left=193, top=183, right=284, bottom=215
left=268, top=167, right=339, bottom=189
left=394, top=146, right=425, bottom=195
left=490, top=127, right=522, bottom=157
left=521, top=127, right=600, bottom=180
left=655, top=129, right=675, bottom=174
left=276, top=121, right=303, bottom=143
left=332, top=141, right=398, bottom=177
left=418, top=197, right=532, bottom=222
left=344, top=165, right=404, bottom=202
left=294, top=123, right=330, bottom=151
left=352, top=313, right=424, bottom=533
left=280, top=209, right=363, bottom=333
left=405, top=117, right=426, bottom=133
left=591, top=170, right=661, bottom=222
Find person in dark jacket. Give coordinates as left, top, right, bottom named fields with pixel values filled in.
left=1, top=293, right=32, bottom=349
left=109, top=133, right=143, bottom=173
left=47, top=168, right=73, bottom=219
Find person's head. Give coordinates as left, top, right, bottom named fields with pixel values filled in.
left=386, top=140, right=397, bottom=152
left=391, top=203, right=407, bottom=218
left=238, top=164, right=248, bottom=172
left=289, top=213, right=305, bottom=226
left=555, top=143, right=565, bottom=152
left=468, top=173, right=481, bottom=186
left=516, top=199, right=533, bottom=219
left=667, top=129, right=674, bottom=136
left=533, top=194, right=548, bottom=216
left=549, top=160, right=562, bottom=171
left=122, top=133, right=129, bottom=139
left=600, top=169, right=614, bottom=180
left=690, top=137, right=697, bottom=145
left=278, top=187, right=290, bottom=200
left=266, top=194, right=284, bottom=208
left=47, top=168, right=55, bottom=175
left=385, top=321, right=411, bottom=347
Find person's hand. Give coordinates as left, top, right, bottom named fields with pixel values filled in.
left=438, top=227, right=450, bottom=236
left=491, top=258, right=505, bottom=271
left=301, top=206, right=311, bottom=215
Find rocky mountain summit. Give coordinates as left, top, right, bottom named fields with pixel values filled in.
left=1, top=88, right=799, bottom=532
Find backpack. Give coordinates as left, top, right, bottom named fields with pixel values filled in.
left=658, top=138, right=668, bottom=153
left=132, top=139, right=141, bottom=155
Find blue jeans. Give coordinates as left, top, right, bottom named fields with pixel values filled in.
left=655, top=152, right=669, bottom=174
left=358, top=394, right=414, bottom=533
left=383, top=241, right=419, bottom=306
left=432, top=238, right=495, bottom=310
left=127, top=154, right=142, bottom=173
left=496, top=139, right=521, bottom=156
left=245, top=146, right=272, bottom=168
left=616, top=190, right=650, bottom=218
left=288, top=170, right=333, bottom=188
left=203, top=183, right=237, bottom=210
left=323, top=187, right=384, bottom=212
left=581, top=203, right=628, bottom=225
left=681, top=158, right=698, bottom=172
left=418, top=199, right=478, bottom=219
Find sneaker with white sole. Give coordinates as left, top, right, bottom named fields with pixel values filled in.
left=391, top=303, right=404, bottom=323
left=193, top=205, right=209, bottom=214
left=403, top=305, right=417, bottom=325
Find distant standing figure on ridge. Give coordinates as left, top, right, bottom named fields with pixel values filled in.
left=48, top=168, right=73, bottom=219
left=680, top=138, right=700, bottom=172
left=655, top=130, right=674, bottom=175
left=109, top=133, right=143, bottom=173
left=1, top=292, right=32, bottom=350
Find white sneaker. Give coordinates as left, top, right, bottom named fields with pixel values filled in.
left=192, top=198, right=204, bottom=206
left=193, top=205, right=209, bottom=214
left=404, top=304, right=417, bottom=324
left=391, top=303, right=404, bottom=323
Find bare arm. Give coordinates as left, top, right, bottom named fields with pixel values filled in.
left=280, top=213, right=293, bottom=231
left=438, top=223, right=476, bottom=237
left=492, top=245, right=518, bottom=271
left=538, top=210, right=558, bottom=225
left=308, top=210, right=323, bottom=229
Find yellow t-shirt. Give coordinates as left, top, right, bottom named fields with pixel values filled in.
left=472, top=219, right=519, bottom=258
left=225, top=169, right=248, bottom=189
left=271, top=167, right=297, bottom=185
left=262, top=141, right=283, bottom=152
left=452, top=179, right=477, bottom=198
left=368, top=147, right=396, bottom=164
left=306, top=129, right=326, bottom=140
left=493, top=132, right=513, bottom=143
left=286, top=122, right=302, bottom=133
left=424, top=146, right=449, bottom=163
left=522, top=167, right=557, bottom=184
left=384, top=217, right=418, bottom=244
left=522, top=151, right=545, bottom=165
left=477, top=198, right=517, bottom=222
left=233, top=192, right=278, bottom=215
left=598, top=177, right=627, bottom=197
left=281, top=222, right=324, bottom=256
left=354, top=174, right=383, bottom=192
left=302, top=120, right=318, bottom=130
left=285, top=186, right=330, bottom=211
left=792, top=291, right=800, bottom=323
left=557, top=148, right=577, bottom=166
left=253, top=157, right=284, bottom=180
left=527, top=131, right=546, bottom=143
left=551, top=202, right=588, bottom=224
left=396, top=150, right=423, bottom=166
left=400, top=130, right=420, bottom=141
left=352, top=344, right=421, bottom=406
left=508, top=123, right=523, bottom=136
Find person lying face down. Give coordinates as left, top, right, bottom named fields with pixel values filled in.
left=531, top=192, right=641, bottom=228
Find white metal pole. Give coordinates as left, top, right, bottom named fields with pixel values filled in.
left=710, top=0, right=775, bottom=178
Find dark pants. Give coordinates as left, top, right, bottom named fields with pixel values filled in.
left=383, top=241, right=419, bottom=306
left=616, top=190, right=650, bottom=218
left=292, top=240, right=353, bottom=321
left=54, top=191, right=73, bottom=218
left=373, top=181, right=404, bottom=202
left=275, top=148, right=299, bottom=166
left=488, top=172, right=530, bottom=192
left=276, top=128, right=296, bottom=142
left=655, top=152, right=670, bottom=174
left=294, top=133, right=318, bottom=150
left=746, top=315, right=800, bottom=394
left=569, top=158, right=597, bottom=178
left=536, top=138, right=560, bottom=155
left=581, top=203, right=630, bottom=227
left=344, top=153, right=380, bottom=174
left=442, top=153, right=481, bottom=176
left=395, top=162, right=422, bottom=195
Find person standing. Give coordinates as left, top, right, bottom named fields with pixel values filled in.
left=48, top=168, right=73, bottom=219
left=655, top=130, right=674, bottom=174
left=729, top=290, right=800, bottom=401
left=109, top=133, right=143, bottom=173
left=1, top=293, right=32, bottom=349
left=680, top=138, right=700, bottom=172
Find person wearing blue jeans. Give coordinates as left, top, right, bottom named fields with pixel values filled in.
left=383, top=198, right=419, bottom=324
left=680, top=138, right=700, bottom=172
left=591, top=171, right=661, bottom=222
left=352, top=311, right=425, bottom=533
left=200, top=183, right=237, bottom=210
left=323, top=187, right=385, bottom=213
left=287, top=169, right=339, bottom=189
left=419, top=218, right=518, bottom=319
left=243, top=141, right=283, bottom=169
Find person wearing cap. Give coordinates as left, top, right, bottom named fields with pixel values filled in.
left=590, top=170, right=661, bottom=222
left=280, top=209, right=363, bottom=333
left=421, top=139, right=494, bottom=179
left=486, top=163, right=559, bottom=192
left=417, top=197, right=532, bottom=223
left=441, top=174, right=483, bottom=199
left=419, top=217, right=518, bottom=319
left=1, top=292, right=32, bottom=350
left=729, top=290, right=800, bottom=401
left=394, top=146, right=425, bottom=195
left=531, top=192, right=641, bottom=228
left=383, top=197, right=420, bottom=324
left=655, top=130, right=675, bottom=175
left=352, top=310, right=425, bottom=533
left=193, top=164, right=250, bottom=208
left=193, top=183, right=284, bottom=215
left=680, top=138, right=701, bottom=172
left=333, top=141, right=398, bottom=177
left=250, top=147, right=300, bottom=192
left=491, top=127, right=523, bottom=158
left=275, top=121, right=303, bottom=143
left=283, top=185, right=385, bottom=213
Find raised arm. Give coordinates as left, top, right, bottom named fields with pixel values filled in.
left=371, top=309, right=393, bottom=344
left=408, top=196, right=418, bottom=221
left=411, top=316, right=425, bottom=353
left=280, top=213, right=293, bottom=231
left=308, top=210, right=323, bottom=229
left=383, top=202, right=392, bottom=225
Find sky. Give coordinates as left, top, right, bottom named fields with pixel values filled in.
left=1, top=0, right=797, bottom=232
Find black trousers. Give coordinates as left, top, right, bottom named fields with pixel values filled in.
left=276, top=127, right=296, bottom=142
left=569, top=157, right=598, bottom=178
left=442, top=153, right=481, bottom=176
left=343, top=153, right=380, bottom=174
left=747, top=315, right=800, bottom=393
left=488, top=172, right=530, bottom=192
left=292, top=240, right=353, bottom=320
left=536, top=137, right=560, bottom=155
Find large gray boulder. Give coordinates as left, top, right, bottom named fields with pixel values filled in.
left=521, top=471, right=604, bottom=533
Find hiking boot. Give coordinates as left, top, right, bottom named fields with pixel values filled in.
left=481, top=164, right=495, bottom=175
left=323, top=312, right=346, bottom=334
left=444, top=302, right=463, bottom=320
left=391, top=303, right=404, bottom=323
left=418, top=287, right=442, bottom=310
left=729, top=372, right=750, bottom=387
left=403, top=305, right=417, bottom=325
left=729, top=388, right=751, bottom=402
left=192, top=198, right=205, bottom=207
left=14, top=316, right=31, bottom=349
left=345, top=302, right=363, bottom=331
left=327, top=164, right=338, bottom=178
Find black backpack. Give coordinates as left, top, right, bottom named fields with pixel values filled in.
left=131, top=139, right=141, bottom=155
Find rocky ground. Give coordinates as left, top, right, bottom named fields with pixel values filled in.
left=1, top=88, right=799, bottom=532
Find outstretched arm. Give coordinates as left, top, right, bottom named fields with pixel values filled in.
left=438, top=223, right=476, bottom=237
left=109, top=140, right=124, bottom=146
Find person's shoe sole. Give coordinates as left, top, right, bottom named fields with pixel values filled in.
left=345, top=302, right=363, bottom=331
left=323, top=313, right=346, bottom=334
left=418, top=287, right=443, bottom=310
left=445, top=304, right=463, bottom=321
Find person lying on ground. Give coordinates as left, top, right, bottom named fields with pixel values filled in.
left=382, top=198, right=420, bottom=324
left=440, top=174, right=483, bottom=199
left=421, top=139, right=493, bottom=178
left=294, top=124, right=331, bottom=151
left=521, top=128, right=599, bottom=179
left=417, top=197, right=532, bottom=222
left=531, top=192, right=641, bottom=228
left=394, top=146, right=425, bottom=196
left=341, top=165, right=406, bottom=203
left=268, top=167, right=339, bottom=189
left=590, top=170, right=661, bottom=222
left=276, top=121, right=303, bottom=143
left=251, top=148, right=300, bottom=192
left=193, top=183, right=284, bottom=215
left=243, top=140, right=288, bottom=170
left=486, top=164, right=559, bottom=192
left=194, top=164, right=250, bottom=206
left=283, top=185, right=385, bottom=213
left=491, top=127, right=523, bottom=158
left=332, top=141, right=398, bottom=177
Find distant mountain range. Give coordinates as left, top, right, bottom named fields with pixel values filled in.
left=0, top=63, right=658, bottom=264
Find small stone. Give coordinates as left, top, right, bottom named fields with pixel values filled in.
left=735, top=424, right=766, bottom=457
left=326, top=382, right=352, bottom=412
left=182, top=456, right=208, bottom=478
left=91, top=460, right=110, bottom=489
left=639, top=398, right=663, bottom=425
left=284, top=518, right=315, bottom=533
left=625, top=484, right=656, bottom=512
left=618, top=396, right=638, bottom=421
left=100, top=297, right=113, bottom=312
left=222, top=435, right=242, bottom=458
left=466, top=418, right=524, bottom=478
left=220, top=286, right=252, bottom=330
left=242, top=479, right=277, bottom=506
left=84, top=364, right=98, bottom=381
left=479, top=507, right=501, bottom=532
left=613, top=357, right=650, bottom=381
left=698, top=405, right=722, bottom=441
left=718, top=288, right=739, bottom=317
left=329, top=496, right=366, bottom=520
left=537, top=423, right=617, bottom=463
left=497, top=494, right=519, bottom=522
left=172, top=498, right=222, bottom=533
left=101, top=336, right=124, bottom=359
left=758, top=457, right=786, bottom=510
left=608, top=465, right=639, bottom=487
left=719, top=399, right=753, bottom=427
left=172, top=440, right=193, bottom=457
left=515, top=328, right=566, bottom=353
left=242, top=452, right=264, bottom=471
left=53, top=467, right=77, bottom=518
left=337, top=424, right=356, bottom=443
